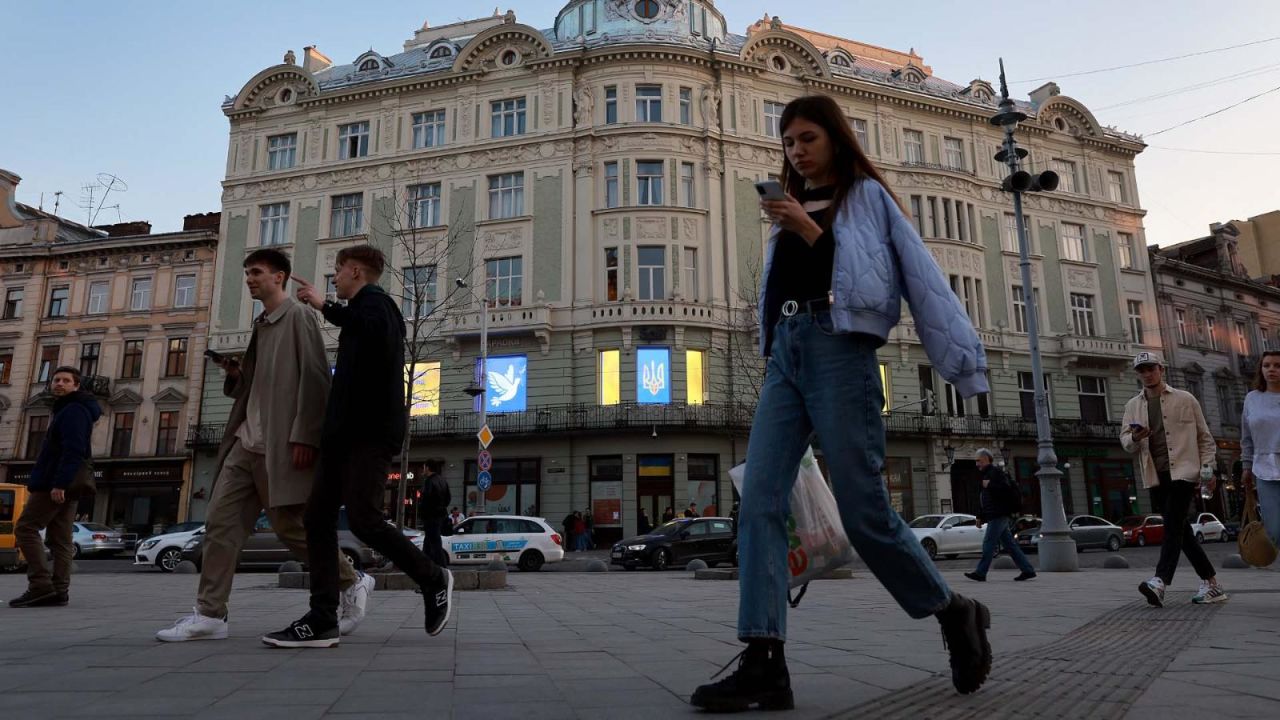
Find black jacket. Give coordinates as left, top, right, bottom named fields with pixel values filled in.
left=320, top=284, right=406, bottom=453
left=421, top=471, right=450, bottom=520
left=28, top=390, right=102, bottom=492
left=977, top=463, right=1019, bottom=521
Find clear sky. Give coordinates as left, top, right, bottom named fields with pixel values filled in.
left=5, top=1, right=1279, bottom=245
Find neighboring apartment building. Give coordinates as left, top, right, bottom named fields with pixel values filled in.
left=1213, top=209, right=1280, bottom=281
left=0, top=169, right=218, bottom=537
left=199, top=3, right=1157, bottom=541
left=1150, top=222, right=1280, bottom=520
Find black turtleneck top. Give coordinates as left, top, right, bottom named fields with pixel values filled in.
left=763, top=185, right=837, bottom=353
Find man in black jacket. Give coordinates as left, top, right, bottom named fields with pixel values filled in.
left=965, top=449, right=1036, bottom=582
left=264, top=245, right=452, bottom=648
left=419, top=459, right=451, bottom=567
left=9, top=367, right=102, bottom=608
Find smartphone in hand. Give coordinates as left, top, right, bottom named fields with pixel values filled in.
left=755, top=180, right=787, bottom=201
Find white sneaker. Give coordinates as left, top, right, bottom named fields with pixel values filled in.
left=338, top=572, right=376, bottom=636
left=1192, top=579, right=1229, bottom=604
left=1139, top=576, right=1165, bottom=607
left=156, top=608, right=229, bottom=642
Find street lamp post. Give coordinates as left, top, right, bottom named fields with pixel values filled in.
left=990, top=59, right=1078, bottom=570
left=457, top=278, right=489, bottom=514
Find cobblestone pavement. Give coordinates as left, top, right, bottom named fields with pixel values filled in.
left=0, top=564, right=1276, bottom=718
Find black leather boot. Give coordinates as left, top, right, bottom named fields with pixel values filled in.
left=690, top=640, right=792, bottom=712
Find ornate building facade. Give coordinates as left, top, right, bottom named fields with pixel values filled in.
left=0, top=169, right=218, bottom=536
left=197, top=2, right=1158, bottom=539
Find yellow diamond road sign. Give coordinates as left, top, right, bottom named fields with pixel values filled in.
left=477, top=424, right=494, bottom=449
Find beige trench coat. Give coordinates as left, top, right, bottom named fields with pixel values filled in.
left=214, top=298, right=331, bottom=507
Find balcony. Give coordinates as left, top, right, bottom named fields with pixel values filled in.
left=445, top=304, right=552, bottom=338
left=409, top=402, right=754, bottom=440
left=900, top=160, right=976, bottom=177
left=882, top=413, right=1120, bottom=442
left=187, top=424, right=225, bottom=449
left=1057, top=336, right=1132, bottom=367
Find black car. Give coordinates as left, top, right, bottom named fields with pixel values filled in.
left=611, top=517, right=737, bottom=570
left=182, top=508, right=381, bottom=571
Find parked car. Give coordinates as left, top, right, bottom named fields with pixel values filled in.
left=1191, top=513, right=1229, bottom=543
left=1015, top=515, right=1124, bottom=552
left=446, top=515, right=565, bottom=572
left=612, top=517, right=737, bottom=570
left=181, top=509, right=409, bottom=571
left=1120, top=515, right=1165, bottom=547
left=907, top=514, right=982, bottom=560
left=70, top=523, right=127, bottom=558
left=1222, top=521, right=1242, bottom=542
left=134, top=525, right=206, bottom=572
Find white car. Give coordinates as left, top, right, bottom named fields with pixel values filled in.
left=443, top=515, right=565, bottom=572
left=908, top=513, right=984, bottom=560
left=135, top=522, right=205, bottom=572
left=1191, top=513, right=1228, bottom=543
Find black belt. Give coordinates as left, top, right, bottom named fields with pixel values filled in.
left=780, top=297, right=831, bottom=317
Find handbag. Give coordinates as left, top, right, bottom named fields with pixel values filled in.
left=67, top=457, right=96, bottom=498
left=1238, top=490, right=1277, bottom=568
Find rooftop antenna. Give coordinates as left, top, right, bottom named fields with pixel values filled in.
left=53, top=191, right=63, bottom=216
left=79, top=173, right=128, bottom=226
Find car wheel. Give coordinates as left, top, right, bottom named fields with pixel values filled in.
left=1195, top=532, right=1204, bottom=544
left=652, top=548, right=671, bottom=571
left=921, top=539, right=937, bottom=561
left=341, top=549, right=362, bottom=571
left=72, top=543, right=82, bottom=559
left=1220, top=532, right=1230, bottom=543
left=1137, top=534, right=1146, bottom=547
left=1106, top=535, right=1121, bottom=552
left=157, top=548, right=183, bottom=572
left=517, top=550, right=545, bottom=572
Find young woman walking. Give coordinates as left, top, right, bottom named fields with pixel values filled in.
left=1242, top=350, right=1280, bottom=547
left=691, top=95, right=994, bottom=712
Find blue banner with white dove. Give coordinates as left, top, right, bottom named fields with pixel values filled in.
left=475, top=354, right=527, bottom=413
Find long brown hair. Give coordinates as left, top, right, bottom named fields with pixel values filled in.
left=1253, top=350, right=1280, bottom=391
left=778, top=95, right=904, bottom=228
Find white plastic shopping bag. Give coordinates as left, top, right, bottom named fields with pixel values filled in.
left=730, top=447, right=855, bottom=601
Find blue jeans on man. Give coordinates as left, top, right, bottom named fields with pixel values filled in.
left=971, top=516, right=1036, bottom=578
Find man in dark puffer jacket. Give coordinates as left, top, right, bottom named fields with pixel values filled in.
left=10, top=366, right=102, bottom=608
left=965, top=449, right=1036, bottom=582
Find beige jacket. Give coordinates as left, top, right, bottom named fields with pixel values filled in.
left=215, top=298, right=331, bottom=507
left=1119, top=384, right=1216, bottom=488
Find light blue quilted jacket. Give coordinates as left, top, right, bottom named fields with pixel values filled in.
left=757, top=178, right=990, bottom=398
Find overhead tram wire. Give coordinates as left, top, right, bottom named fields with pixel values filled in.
left=1143, top=83, right=1280, bottom=137
left=1094, top=61, right=1280, bottom=111
left=1146, top=145, right=1280, bottom=156
left=1012, top=35, right=1280, bottom=83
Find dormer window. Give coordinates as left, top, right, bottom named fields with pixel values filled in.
left=359, top=58, right=380, bottom=72
left=430, top=45, right=453, bottom=59
left=830, top=54, right=851, bottom=68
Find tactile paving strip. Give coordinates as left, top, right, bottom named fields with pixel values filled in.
left=826, top=593, right=1222, bottom=720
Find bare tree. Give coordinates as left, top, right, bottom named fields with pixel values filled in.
left=376, top=168, right=477, bottom=530
left=710, top=254, right=767, bottom=409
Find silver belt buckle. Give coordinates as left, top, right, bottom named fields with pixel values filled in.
left=781, top=300, right=799, bottom=317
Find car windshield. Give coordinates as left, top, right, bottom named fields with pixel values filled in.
left=1120, top=516, right=1144, bottom=527
left=909, top=515, right=944, bottom=529
left=81, top=523, right=114, bottom=532
left=651, top=520, right=690, bottom=536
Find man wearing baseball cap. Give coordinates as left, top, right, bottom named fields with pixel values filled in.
left=1120, top=352, right=1227, bottom=606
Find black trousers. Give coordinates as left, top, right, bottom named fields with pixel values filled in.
left=420, top=514, right=449, bottom=568
left=1150, top=474, right=1216, bottom=585
left=305, top=441, right=443, bottom=626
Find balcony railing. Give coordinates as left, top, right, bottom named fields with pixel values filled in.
left=409, top=402, right=755, bottom=439
left=883, top=412, right=1120, bottom=441
left=900, top=160, right=976, bottom=177
left=186, top=424, right=225, bottom=449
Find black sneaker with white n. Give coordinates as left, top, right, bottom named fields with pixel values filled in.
left=423, top=568, right=454, bottom=636
left=261, top=615, right=340, bottom=649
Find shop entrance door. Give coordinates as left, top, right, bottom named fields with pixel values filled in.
left=949, top=460, right=981, bottom=516
left=637, top=454, right=674, bottom=527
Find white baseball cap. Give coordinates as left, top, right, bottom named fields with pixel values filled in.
left=1132, top=351, right=1164, bottom=369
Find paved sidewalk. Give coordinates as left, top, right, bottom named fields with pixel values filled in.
left=0, top=564, right=1276, bottom=718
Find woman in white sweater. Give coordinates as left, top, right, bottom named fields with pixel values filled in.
left=1242, top=350, right=1280, bottom=546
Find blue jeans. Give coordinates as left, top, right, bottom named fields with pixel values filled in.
left=972, top=516, right=1035, bottom=577
left=1256, top=480, right=1280, bottom=547
left=737, top=313, right=951, bottom=641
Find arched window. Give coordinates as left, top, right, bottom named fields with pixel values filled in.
left=430, top=45, right=453, bottom=59
left=635, top=0, right=659, bottom=19
left=359, top=58, right=380, bottom=72
left=830, top=54, right=851, bottom=68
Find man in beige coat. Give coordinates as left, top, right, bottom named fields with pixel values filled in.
left=1120, top=351, right=1227, bottom=607
left=156, top=248, right=375, bottom=642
